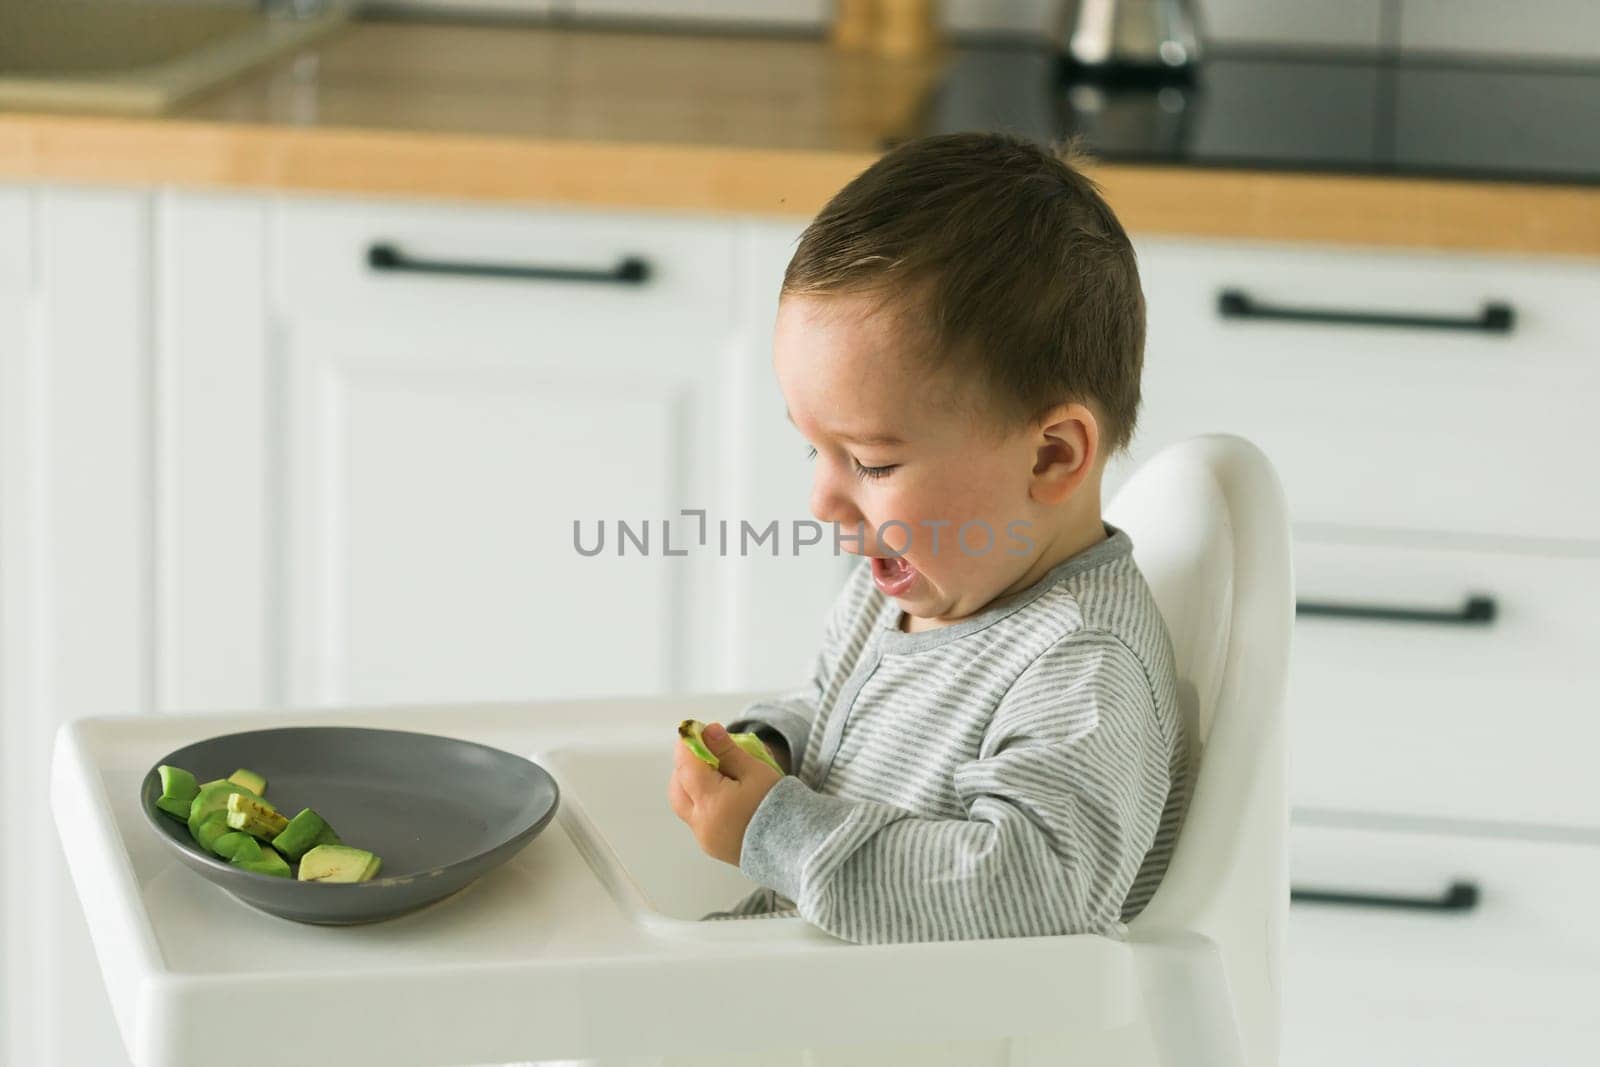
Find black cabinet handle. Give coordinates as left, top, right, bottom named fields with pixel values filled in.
left=1296, top=594, right=1496, bottom=626
left=1291, top=879, right=1480, bottom=914
left=367, top=242, right=651, bottom=285
left=1218, top=288, right=1514, bottom=334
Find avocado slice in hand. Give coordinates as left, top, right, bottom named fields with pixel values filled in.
left=299, top=844, right=381, bottom=883
left=225, top=792, right=290, bottom=840
left=677, top=719, right=783, bottom=774
left=271, top=808, right=341, bottom=861
left=155, top=765, right=200, bottom=821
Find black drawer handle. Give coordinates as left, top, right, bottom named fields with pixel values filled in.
left=1218, top=288, right=1514, bottom=334
left=1296, top=594, right=1496, bottom=626
left=367, top=242, right=651, bottom=285
left=1291, top=879, right=1480, bottom=914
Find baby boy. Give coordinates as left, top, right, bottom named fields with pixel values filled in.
left=667, top=131, right=1191, bottom=945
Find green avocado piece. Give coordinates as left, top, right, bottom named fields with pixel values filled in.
left=732, top=732, right=784, bottom=773
left=155, top=765, right=200, bottom=821
left=211, top=830, right=254, bottom=861
left=227, top=768, right=267, bottom=796
left=188, top=780, right=260, bottom=841
left=677, top=719, right=783, bottom=774
left=225, top=792, right=289, bottom=840
left=298, top=844, right=381, bottom=883
left=271, top=808, right=341, bottom=861
left=254, top=847, right=291, bottom=878
left=193, top=810, right=232, bottom=853
left=229, top=836, right=290, bottom=878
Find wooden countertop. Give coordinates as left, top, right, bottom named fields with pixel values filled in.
left=1, top=18, right=1596, bottom=258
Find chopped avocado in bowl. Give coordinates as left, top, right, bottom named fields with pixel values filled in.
left=139, top=726, right=560, bottom=924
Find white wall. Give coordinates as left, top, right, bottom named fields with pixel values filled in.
left=366, top=0, right=1600, bottom=61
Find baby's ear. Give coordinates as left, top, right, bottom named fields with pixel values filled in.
left=1029, top=402, right=1100, bottom=500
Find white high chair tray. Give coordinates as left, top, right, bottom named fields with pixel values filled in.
left=53, top=693, right=1138, bottom=1067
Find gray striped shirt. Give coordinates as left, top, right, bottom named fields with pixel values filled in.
left=710, top=522, right=1192, bottom=944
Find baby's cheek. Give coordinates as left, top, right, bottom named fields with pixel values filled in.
left=861, top=490, right=919, bottom=552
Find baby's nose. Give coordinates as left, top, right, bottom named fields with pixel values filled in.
left=809, top=480, right=858, bottom=531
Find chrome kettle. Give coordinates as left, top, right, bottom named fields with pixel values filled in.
left=1055, top=0, right=1203, bottom=80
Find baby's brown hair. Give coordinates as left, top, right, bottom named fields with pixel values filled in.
left=783, top=131, right=1145, bottom=458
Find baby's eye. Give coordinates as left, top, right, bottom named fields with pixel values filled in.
left=853, top=462, right=897, bottom=481
left=806, top=444, right=896, bottom=483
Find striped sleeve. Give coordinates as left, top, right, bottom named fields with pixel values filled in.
left=736, top=631, right=1171, bottom=943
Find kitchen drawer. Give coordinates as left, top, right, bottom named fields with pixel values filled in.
left=275, top=195, right=736, bottom=326
left=1285, top=821, right=1600, bottom=1066
left=1287, top=534, right=1600, bottom=829
left=1120, top=237, right=1600, bottom=542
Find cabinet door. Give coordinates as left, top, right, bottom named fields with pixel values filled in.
left=276, top=198, right=742, bottom=707
left=1285, top=821, right=1600, bottom=1065
left=720, top=220, right=858, bottom=692
left=0, top=182, right=30, bottom=1067
left=1287, top=534, right=1600, bottom=830
left=1109, top=236, right=1600, bottom=542
left=1, top=185, right=145, bottom=1066
left=157, top=191, right=274, bottom=714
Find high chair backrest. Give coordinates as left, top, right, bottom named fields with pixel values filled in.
left=1105, top=433, right=1294, bottom=1067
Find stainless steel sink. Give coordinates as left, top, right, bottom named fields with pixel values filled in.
left=0, top=1, right=351, bottom=114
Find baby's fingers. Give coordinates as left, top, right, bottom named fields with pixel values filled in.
left=672, top=736, right=700, bottom=772
left=673, top=737, right=719, bottom=795
left=667, top=772, right=693, bottom=821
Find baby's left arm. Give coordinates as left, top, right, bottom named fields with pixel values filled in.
left=737, top=632, right=1172, bottom=944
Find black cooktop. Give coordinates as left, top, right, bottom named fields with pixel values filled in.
left=908, top=44, right=1600, bottom=186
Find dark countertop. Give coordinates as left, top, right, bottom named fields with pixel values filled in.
left=916, top=44, right=1600, bottom=188
left=1, top=20, right=1596, bottom=256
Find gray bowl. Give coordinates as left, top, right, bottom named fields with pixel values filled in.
left=139, top=726, right=559, bottom=924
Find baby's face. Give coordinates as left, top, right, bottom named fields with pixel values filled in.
left=774, top=292, right=1073, bottom=631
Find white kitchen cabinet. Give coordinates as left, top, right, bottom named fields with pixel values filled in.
left=1285, top=821, right=1600, bottom=1065
left=1119, top=232, right=1600, bottom=1065
left=279, top=196, right=740, bottom=706
left=0, top=182, right=29, bottom=1067
left=280, top=313, right=705, bottom=706
left=1287, top=534, right=1600, bottom=830
left=259, top=196, right=840, bottom=707
left=1, top=183, right=147, bottom=1067
left=157, top=191, right=275, bottom=715
left=156, top=193, right=842, bottom=713
left=724, top=220, right=859, bottom=687
left=1113, top=236, right=1600, bottom=544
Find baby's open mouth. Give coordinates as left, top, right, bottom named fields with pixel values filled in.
left=870, top=554, right=919, bottom=598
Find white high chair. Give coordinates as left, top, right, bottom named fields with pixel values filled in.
left=46, top=433, right=1290, bottom=1067
left=549, top=431, right=1293, bottom=1067
left=1099, top=431, right=1294, bottom=1067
